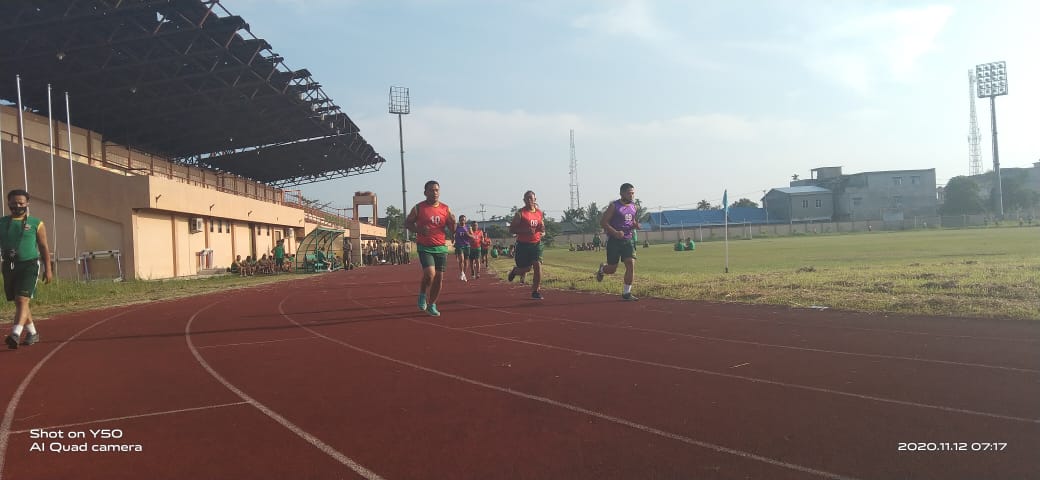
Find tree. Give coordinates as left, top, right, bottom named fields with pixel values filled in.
left=561, top=207, right=586, bottom=225
left=940, top=176, right=984, bottom=215
left=384, top=205, right=405, bottom=240
left=696, top=199, right=712, bottom=210
left=583, top=202, right=601, bottom=233
left=484, top=224, right=508, bottom=239
left=542, top=218, right=561, bottom=246
left=634, top=198, right=650, bottom=222
left=1001, top=173, right=1040, bottom=213
left=731, top=198, right=758, bottom=208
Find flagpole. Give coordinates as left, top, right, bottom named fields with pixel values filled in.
left=65, top=92, right=80, bottom=280
left=723, top=189, right=729, bottom=273
left=48, top=84, right=59, bottom=277
left=16, top=75, right=29, bottom=189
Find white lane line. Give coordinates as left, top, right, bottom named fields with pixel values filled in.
left=730, top=363, right=751, bottom=369
left=460, top=319, right=549, bottom=330
left=0, top=308, right=140, bottom=480
left=186, top=301, right=386, bottom=480
left=314, top=297, right=859, bottom=480
left=10, top=402, right=248, bottom=434
left=198, top=336, right=318, bottom=349
left=463, top=304, right=1038, bottom=374
left=642, top=308, right=1039, bottom=343
left=412, top=314, right=1039, bottom=425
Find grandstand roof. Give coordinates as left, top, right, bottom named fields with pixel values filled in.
left=0, top=0, right=383, bottom=187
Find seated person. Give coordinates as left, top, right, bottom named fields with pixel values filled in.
left=643, top=240, right=650, bottom=248
left=230, top=255, right=242, bottom=273
left=684, top=238, right=695, bottom=251
left=674, top=241, right=684, bottom=251
left=568, top=243, right=575, bottom=251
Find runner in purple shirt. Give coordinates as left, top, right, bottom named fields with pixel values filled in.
left=595, top=183, right=641, bottom=301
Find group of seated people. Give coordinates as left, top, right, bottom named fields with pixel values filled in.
left=488, top=244, right=513, bottom=259
left=674, top=237, right=695, bottom=251
left=230, top=254, right=294, bottom=276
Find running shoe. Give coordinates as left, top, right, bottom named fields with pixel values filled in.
left=426, top=304, right=441, bottom=317
left=460, top=272, right=467, bottom=282
left=418, top=293, right=428, bottom=311
left=621, top=293, right=639, bottom=302
left=531, top=291, right=543, bottom=300
left=596, top=263, right=605, bottom=282
left=22, top=332, right=39, bottom=346
left=507, top=268, right=517, bottom=282
left=5, top=334, right=18, bottom=350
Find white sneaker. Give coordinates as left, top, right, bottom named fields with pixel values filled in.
left=460, top=273, right=467, bottom=282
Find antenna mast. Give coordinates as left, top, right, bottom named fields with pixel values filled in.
left=967, top=70, right=983, bottom=176
left=569, top=129, right=580, bottom=210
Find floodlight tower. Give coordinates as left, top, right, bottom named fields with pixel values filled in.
left=389, top=86, right=410, bottom=239
left=967, top=70, right=983, bottom=176
left=569, top=130, right=580, bottom=210
left=975, top=61, right=1008, bottom=217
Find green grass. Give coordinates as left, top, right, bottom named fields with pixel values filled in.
left=493, top=227, right=1040, bottom=320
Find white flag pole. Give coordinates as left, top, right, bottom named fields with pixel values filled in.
left=48, top=84, right=59, bottom=277
left=723, top=190, right=729, bottom=273
left=16, top=75, right=28, bottom=189
left=65, top=92, right=80, bottom=280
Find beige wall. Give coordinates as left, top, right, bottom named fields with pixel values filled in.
left=2, top=106, right=379, bottom=279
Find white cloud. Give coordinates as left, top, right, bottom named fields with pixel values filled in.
left=754, top=5, right=955, bottom=93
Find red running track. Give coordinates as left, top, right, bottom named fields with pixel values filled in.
left=0, top=264, right=1037, bottom=479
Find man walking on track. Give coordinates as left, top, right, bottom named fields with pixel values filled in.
left=453, top=214, right=472, bottom=281
left=2, top=189, right=53, bottom=348
left=506, top=190, right=545, bottom=300
left=596, top=183, right=640, bottom=301
left=405, top=180, right=457, bottom=317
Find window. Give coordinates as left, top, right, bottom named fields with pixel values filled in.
left=801, top=199, right=809, bottom=208
left=217, top=220, right=222, bottom=233
left=911, top=176, right=920, bottom=185
left=266, top=225, right=271, bottom=236
left=893, top=195, right=902, bottom=206
left=209, top=219, right=214, bottom=232
left=893, top=177, right=903, bottom=186
left=852, top=197, right=862, bottom=207
left=815, top=199, right=822, bottom=208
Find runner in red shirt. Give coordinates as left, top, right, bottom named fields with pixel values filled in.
left=507, top=190, right=546, bottom=300
left=404, top=180, right=457, bottom=317
left=468, top=221, right=483, bottom=279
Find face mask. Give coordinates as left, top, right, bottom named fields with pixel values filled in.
left=10, top=206, right=26, bottom=217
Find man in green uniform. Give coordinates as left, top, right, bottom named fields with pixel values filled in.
left=2, top=190, right=53, bottom=349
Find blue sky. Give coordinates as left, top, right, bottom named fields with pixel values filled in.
left=230, top=0, right=1039, bottom=220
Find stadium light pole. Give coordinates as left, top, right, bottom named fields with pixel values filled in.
left=975, top=61, right=1008, bottom=218
left=389, top=86, right=410, bottom=240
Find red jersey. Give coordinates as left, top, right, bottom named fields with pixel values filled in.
left=413, top=201, right=451, bottom=247
left=470, top=230, right=483, bottom=249
left=481, top=233, right=491, bottom=248
left=516, top=208, right=544, bottom=244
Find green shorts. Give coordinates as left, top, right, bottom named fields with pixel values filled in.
left=418, top=247, right=448, bottom=271
left=468, top=248, right=482, bottom=260
left=3, top=259, right=41, bottom=300
left=605, top=237, right=636, bottom=265
left=454, top=246, right=470, bottom=256
left=513, top=242, right=543, bottom=268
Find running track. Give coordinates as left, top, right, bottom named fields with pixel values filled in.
left=1, top=264, right=1037, bottom=479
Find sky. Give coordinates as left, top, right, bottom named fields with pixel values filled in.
left=228, top=0, right=1039, bottom=220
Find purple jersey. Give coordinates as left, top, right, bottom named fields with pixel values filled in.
left=453, top=225, right=470, bottom=247
left=608, top=200, right=638, bottom=239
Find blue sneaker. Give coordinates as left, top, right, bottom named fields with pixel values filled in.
left=418, top=293, right=427, bottom=311
left=531, top=291, right=543, bottom=300
left=426, top=304, right=441, bottom=316
left=22, top=332, right=39, bottom=346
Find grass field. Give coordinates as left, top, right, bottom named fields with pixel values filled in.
left=4, top=226, right=1038, bottom=322
left=492, top=226, right=1040, bottom=320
